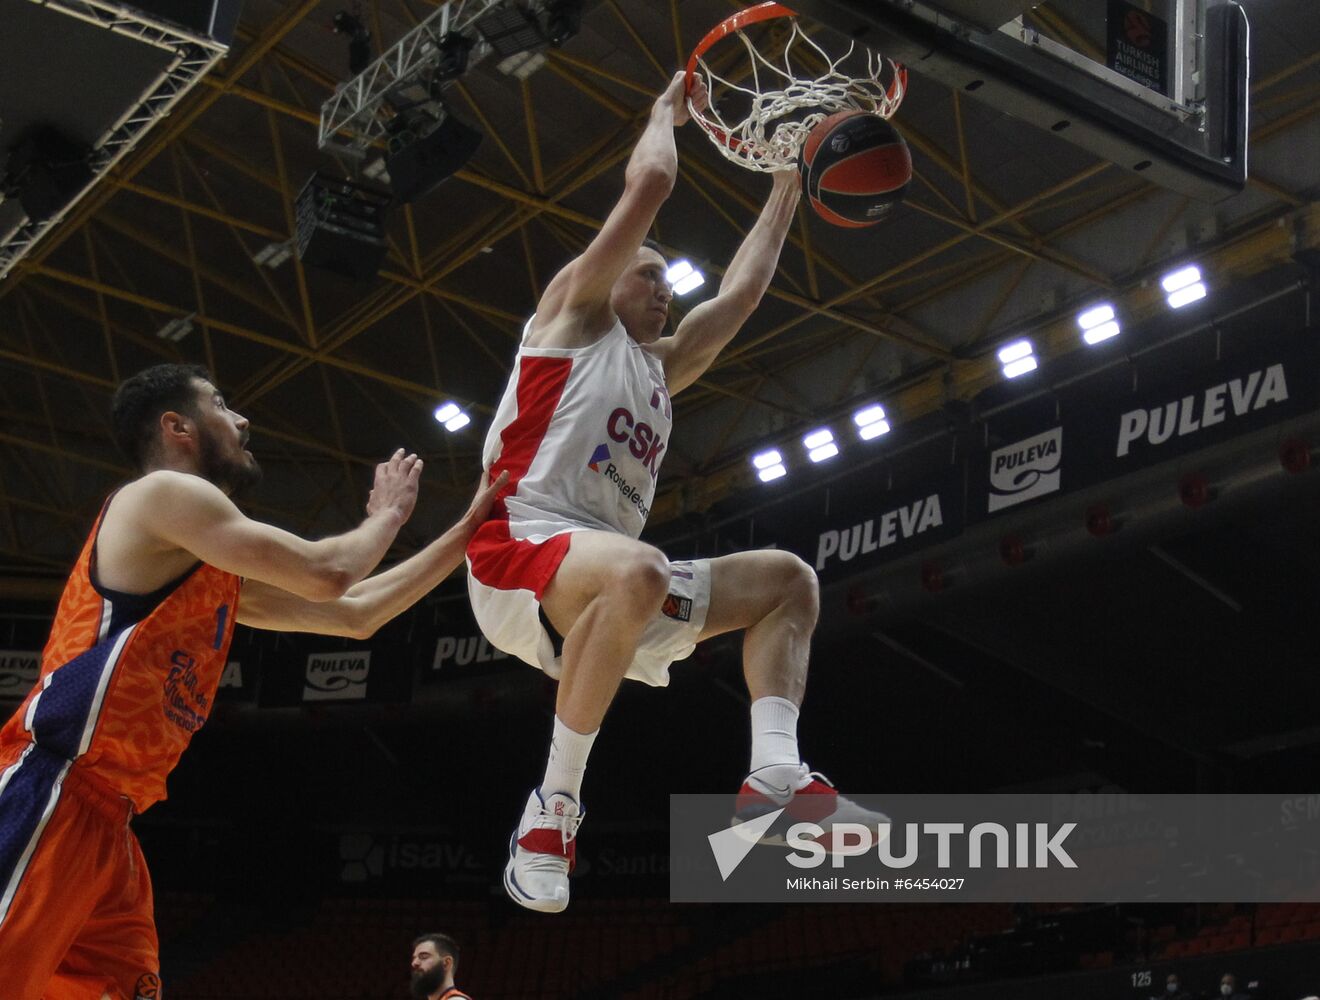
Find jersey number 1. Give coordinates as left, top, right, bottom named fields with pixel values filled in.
left=213, top=604, right=229, bottom=650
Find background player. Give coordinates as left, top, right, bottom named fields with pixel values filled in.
left=466, top=72, right=882, bottom=913
left=410, top=932, right=472, bottom=1000
left=0, top=362, right=504, bottom=1000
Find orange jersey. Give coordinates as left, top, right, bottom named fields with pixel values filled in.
left=0, top=492, right=240, bottom=813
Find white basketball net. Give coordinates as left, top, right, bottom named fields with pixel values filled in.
left=689, top=16, right=907, bottom=172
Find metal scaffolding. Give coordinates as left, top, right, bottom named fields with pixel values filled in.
left=318, top=0, right=511, bottom=155
left=0, top=0, right=231, bottom=280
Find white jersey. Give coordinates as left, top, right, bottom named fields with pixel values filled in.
left=482, top=317, right=673, bottom=540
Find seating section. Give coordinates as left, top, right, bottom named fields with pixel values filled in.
left=154, top=895, right=1320, bottom=1000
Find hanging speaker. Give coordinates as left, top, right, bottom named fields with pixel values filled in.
left=385, top=114, right=483, bottom=204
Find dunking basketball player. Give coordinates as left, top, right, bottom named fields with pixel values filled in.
left=0, top=363, right=504, bottom=999
left=466, top=72, right=884, bottom=913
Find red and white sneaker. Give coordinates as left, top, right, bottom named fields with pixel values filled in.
left=735, top=764, right=889, bottom=847
left=503, top=788, right=583, bottom=913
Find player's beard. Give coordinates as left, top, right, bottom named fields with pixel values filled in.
left=409, top=965, right=446, bottom=998
left=198, top=424, right=263, bottom=497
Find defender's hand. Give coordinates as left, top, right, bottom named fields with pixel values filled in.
left=366, top=449, right=422, bottom=524
left=460, top=470, right=510, bottom=532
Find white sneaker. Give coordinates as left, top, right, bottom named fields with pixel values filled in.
left=736, top=764, right=889, bottom=847
left=503, top=788, right=583, bottom=913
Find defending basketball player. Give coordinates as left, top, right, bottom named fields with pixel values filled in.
left=466, top=71, right=886, bottom=914
left=0, top=363, right=505, bottom=1000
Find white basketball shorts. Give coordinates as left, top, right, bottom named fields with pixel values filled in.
left=465, top=519, right=710, bottom=687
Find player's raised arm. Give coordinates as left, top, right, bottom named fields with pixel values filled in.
left=649, top=169, right=800, bottom=394
left=530, top=71, right=708, bottom=346
left=237, top=471, right=508, bottom=637
left=115, top=450, right=421, bottom=602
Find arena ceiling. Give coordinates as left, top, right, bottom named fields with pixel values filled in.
left=1, top=0, right=1318, bottom=591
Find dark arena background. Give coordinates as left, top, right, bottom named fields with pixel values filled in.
left=3, top=0, right=1320, bottom=997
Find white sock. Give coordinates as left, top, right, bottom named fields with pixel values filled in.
left=539, top=715, right=598, bottom=803
left=749, top=696, right=801, bottom=784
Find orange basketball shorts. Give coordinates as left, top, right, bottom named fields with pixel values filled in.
left=0, top=742, right=160, bottom=1000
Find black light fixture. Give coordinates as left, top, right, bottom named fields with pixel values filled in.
left=435, top=31, right=476, bottom=81
left=333, top=8, right=372, bottom=75
left=543, top=0, right=583, bottom=47
left=1, top=126, right=92, bottom=222
left=385, top=107, right=483, bottom=203
left=474, top=5, right=545, bottom=57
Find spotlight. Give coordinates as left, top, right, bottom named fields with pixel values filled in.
left=997, top=339, right=1037, bottom=379
left=434, top=32, right=476, bottom=82
left=434, top=401, right=471, bottom=432
left=1077, top=303, right=1120, bottom=346
left=475, top=5, right=546, bottom=57
left=802, top=428, right=838, bottom=463
left=252, top=241, right=292, bottom=269
left=1162, top=264, right=1207, bottom=309
left=155, top=313, right=195, bottom=342
left=852, top=403, right=890, bottom=441
left=665, top=259, right=706, bottom=296
left=333, top=10, right=372, bottom=75
left=751, top=448, right=787, bottom=483
left=543, top=0, right=583, bottom=47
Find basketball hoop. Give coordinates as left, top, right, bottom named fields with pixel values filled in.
left=685, top=2, right=908, bottom=173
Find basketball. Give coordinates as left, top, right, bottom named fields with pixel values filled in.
left=799, top=110, right=912, bottom=228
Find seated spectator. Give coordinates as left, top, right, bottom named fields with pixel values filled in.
left=1219, top=973, right=1250, bottom=1000
left=1154, top=972, right=1193, bottom=1000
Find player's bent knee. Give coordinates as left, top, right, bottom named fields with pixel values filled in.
left=779, top=552, right=820, bottom=615
left=609, top=549, right=671, bottom=610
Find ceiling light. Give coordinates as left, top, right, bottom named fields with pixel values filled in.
left=803, top=428, right=838, bottom=462
left=1167, top=282, right=1207, bottom=309
left=751, top=447, right=787, bottom=482
left=1162, top=264, right=1207, bottom=309
left=1077, top=303, right=1115, bottom=329
left=434, top=401, right=471, bottom=432
left=853, top=403, right=890, bottom=440
left=1161, top=264, right=1202, bottom=293
left=666, top=259, right=706, bottom=297
left=1078, top=304, right=1120, bottom=345
left=997, top=339, right=1037, bottom=379
left=497, top=50, right=547, bottom=79
left=1002, top=356, right=1038, bottom=379
left=997, top=339, right=1033, bottom=365
left=252, top=241, right=292, bottom=269
left=156, top=313, right=195, bottom=342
